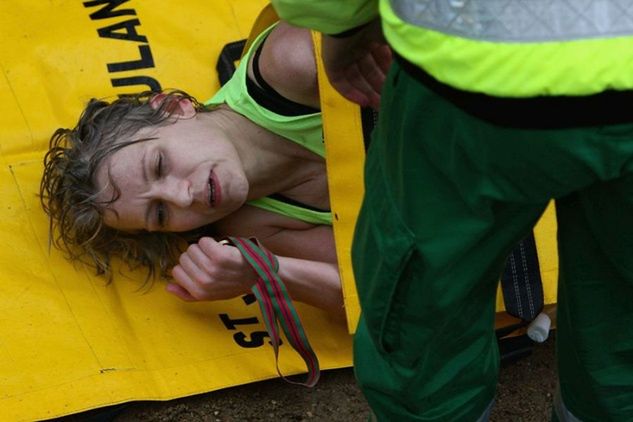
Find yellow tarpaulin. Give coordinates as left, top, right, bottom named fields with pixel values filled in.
left=0, top=2, right=352, bottom=420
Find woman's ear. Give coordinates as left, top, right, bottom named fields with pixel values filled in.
left=149, top=93, right=196, bottom=118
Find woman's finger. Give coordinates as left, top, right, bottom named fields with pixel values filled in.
left=165, top=282, right=197, bottom=301
left=172, top=259, right=208, bottom=299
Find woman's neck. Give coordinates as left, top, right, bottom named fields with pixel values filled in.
left=200, top=106, right=324, bottom=201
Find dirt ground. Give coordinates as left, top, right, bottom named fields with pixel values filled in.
left=107, top=334, right=557, bottom=422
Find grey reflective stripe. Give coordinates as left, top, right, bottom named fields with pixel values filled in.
left=389, top=0, right=633, bottom=42
left=476, top=399, right=494, bottom=422
left=554, top=385, right=584, bottom=422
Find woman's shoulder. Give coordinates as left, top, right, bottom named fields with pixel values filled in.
left=251, top=22, right=319, bottom=109
left=215, top=204, right=315, bottom=237
left=213, top=204, right=336, bottom=262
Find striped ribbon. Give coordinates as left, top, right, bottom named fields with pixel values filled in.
left=227, top=236, right=320, bottom=387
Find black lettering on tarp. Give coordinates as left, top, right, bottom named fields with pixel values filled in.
left=98, top=19, right=148, bottom=42
left=219, top=313, right=259, bottom=330
left=111, top=76, right=160, bottom=92
left=107, top=44, right=154, bottom=72
left=219, top=294, right=283, bottom=349
left=233, top=331, right=270, bottom=348
left=219, top=313, right=272, bottom=348
left=83, top=0, right=136, bottom=20
left=83, top=0, right=162, bottom=93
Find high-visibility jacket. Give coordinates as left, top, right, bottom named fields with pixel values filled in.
left=272, top=0, right=633, bottom=97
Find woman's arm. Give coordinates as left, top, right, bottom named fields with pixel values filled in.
left=168, top=235, right=344, bottom=321
left=248, top=21, right=320, bottom=109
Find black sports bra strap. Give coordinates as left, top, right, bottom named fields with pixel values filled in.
left=247, top=38, right=320, bottom=117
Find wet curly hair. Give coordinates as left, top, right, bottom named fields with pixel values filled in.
left=40, top=90, right=213, bottom=280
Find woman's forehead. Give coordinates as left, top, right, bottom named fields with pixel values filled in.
left=96, top=141, right=142, bottom=192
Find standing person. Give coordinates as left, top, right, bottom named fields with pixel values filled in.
left=272, top=1, right=633, bottom=420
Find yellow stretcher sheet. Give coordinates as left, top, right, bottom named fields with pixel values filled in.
left=0, top=2, right=353, bottom=421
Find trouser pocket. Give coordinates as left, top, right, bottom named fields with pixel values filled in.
left=352, top=156, right=417, bottom=357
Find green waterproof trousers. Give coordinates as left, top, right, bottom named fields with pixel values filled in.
left=352, top=59, right=633, bottom=421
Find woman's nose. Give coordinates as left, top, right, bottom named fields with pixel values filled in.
left=160, top=177, right=192, bottom=208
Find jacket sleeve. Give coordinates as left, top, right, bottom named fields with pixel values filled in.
left=271, top=0, right=378, bottom=35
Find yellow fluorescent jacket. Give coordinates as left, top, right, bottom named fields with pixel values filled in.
left=273, top=0, right=633, bottom=97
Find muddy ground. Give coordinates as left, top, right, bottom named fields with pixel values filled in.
left=103, top=334, right=557, bottom=422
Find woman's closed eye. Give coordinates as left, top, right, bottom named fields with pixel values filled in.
left=156, top=201, right=167, bottom=228
left=153, top=152, right=167, bottom=229
left=155, top=152, right=164, bottom=178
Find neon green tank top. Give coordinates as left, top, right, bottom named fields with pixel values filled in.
left=205, top=24, right=331, bottom=226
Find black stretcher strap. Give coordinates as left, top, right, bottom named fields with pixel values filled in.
left=217, top=40, right=247, bottom=86
left=501, top=233, right=544, bottom=321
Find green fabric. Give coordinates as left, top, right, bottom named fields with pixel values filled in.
left=352, top=60, right=633, bottom=421
left=555, top=184, right=633, bottom=421
left=248, top=197, right=331, bottom=226
left=205, top=24, right=324, bottom=158
left=271, top=0, right=377, bottom=35
left=206, top=23, right=331, bottom=226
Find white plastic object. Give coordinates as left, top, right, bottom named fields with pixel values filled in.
left=527, top=312, right=551, bottom=343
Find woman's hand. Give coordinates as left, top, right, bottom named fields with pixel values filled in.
left=167, top=231, right=345, bottom=321
left=167, top=237, right=257, bottom=301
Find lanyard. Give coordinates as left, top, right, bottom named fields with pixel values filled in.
left=227, top=236, right=320, bottom=387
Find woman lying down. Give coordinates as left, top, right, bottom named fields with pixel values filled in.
left=40, top=21, right=388, bottom=322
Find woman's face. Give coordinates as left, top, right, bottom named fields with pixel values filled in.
left=95, top=115, right=249, bottom=232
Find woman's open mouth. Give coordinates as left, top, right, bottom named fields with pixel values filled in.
left=208, top=170, right=221, bottom=208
